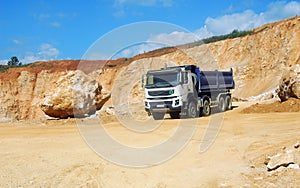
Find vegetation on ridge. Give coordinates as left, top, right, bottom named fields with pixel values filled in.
left=180, top=29, right=253, bottom=49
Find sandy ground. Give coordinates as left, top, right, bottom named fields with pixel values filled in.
left=0, top=102, right=299, bottom=187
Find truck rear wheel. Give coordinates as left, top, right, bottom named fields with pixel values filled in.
left=170, top=112, right=180, bottom=119
left=188, top=101, right=198, bottom=118
left=201, top=99, right=211, bottom=116
left=225, top=95, right=232, bottom=110
left=152, top=112, right=165, bottom=120
left=218, top=97, right=226, bottom=112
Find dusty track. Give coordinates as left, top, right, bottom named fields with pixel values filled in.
left=0, top=102, right=299, bottom=187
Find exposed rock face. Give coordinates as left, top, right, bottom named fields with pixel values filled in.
left=40, top=70, right=110, bottom=118
left=0, top=70, right=62, bottom=121
left=0, top=16, right=299, bottom=120
left=277, top=64, right=300, bottom=101
left=113, top=16, right=300, bottom=106
left=181, top=16, right=300, bottom=99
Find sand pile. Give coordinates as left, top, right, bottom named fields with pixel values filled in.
left=241, top=98, right=300, bottom=113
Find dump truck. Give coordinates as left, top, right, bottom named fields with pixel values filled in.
left=142, top=65, right=235, bottom=120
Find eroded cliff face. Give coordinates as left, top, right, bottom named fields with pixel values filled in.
left=204, top=16, right=299, bottom=99
left=0, top=16, right=299, bottom=121
left=120, top=16, right=300, bottom=105
left=102, top=16, right=300, bottom=120
left=0, top=70, right=61, bottom=120
left=153, top=16, right=299, bottom=99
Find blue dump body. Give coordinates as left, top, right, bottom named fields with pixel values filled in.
left=199, top=69, right=235, bottom=91
left=162, top=65, right=235, bottom=93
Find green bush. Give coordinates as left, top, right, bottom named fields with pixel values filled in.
left=0, top=66, right=9, bottom=73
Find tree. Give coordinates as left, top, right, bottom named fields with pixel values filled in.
left=7, top=56, right=21, bottom=66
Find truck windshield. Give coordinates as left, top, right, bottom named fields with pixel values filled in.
left=146, top=72, right=180, bottom=88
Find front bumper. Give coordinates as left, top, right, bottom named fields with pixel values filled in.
left=144, top=97, right=183, bottom=113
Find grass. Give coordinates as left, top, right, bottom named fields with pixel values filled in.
left=179, top=29, right=253, bottom=49
left=0, top=66, right=9, bottom=73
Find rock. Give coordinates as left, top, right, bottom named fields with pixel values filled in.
left=264, top=156, right=271, bottom=165
left=266, top=143, right=300, bottom=172
left=287, top=163, right=300, bottom=169
left=105, top=106, right=115, bottom=115
left=40, top=70, right=110, bottom=118
left=277, top=65, right=300, bottom=101
left=266, top=149, right=295, bottom=171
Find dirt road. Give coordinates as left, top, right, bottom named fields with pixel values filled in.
left=0, top=102, right=299, bottom=187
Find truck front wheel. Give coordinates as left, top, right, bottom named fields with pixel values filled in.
left=152, top=112, right=165, bottom=120
left=188, top=101, right=198, bottom=118
left=170, top=112, right=180, bottom=119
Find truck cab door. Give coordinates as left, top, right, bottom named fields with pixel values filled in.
left=180, top=72, right=193, bottom=102
left=187, top=73, right=198, bottom=98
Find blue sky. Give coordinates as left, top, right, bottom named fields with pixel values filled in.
left=0, top=0, right=300, bottom=64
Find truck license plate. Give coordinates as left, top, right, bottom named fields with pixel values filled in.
left=157, top=104, right=165, bottom=108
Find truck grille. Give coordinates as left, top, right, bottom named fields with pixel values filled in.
left=150, top=101, right=173, bottom=108
left=148, top=90, right=173, bottom=96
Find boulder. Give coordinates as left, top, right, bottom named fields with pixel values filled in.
left=40, top=70, right=110, bottom=118
left=105, top=106, right=115, bottom=116
left=266, top=150, right=295, bottom=171
left=277, top=64, right=300, bottom=101
left=266, top=141, right=300, bottom=172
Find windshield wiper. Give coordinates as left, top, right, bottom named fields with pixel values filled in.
left=146, top=83, right=159, bottom=88
left=146, top=82, right=174, bottom=88
left=157, top=83, right=173, bottom=87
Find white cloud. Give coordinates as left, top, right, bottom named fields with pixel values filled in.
left=144, top=1, right=300, bottom=47
left=12, top=39, right=22, bottom=44
left=17, top=43, right=60, bottom=64
left=205, top=10, right=260, bottom=35
left=264, top=1, right=300, bottom=20
left=205, top=1, right=300, bottom=35
left=50, top=21, right=61, bottom=27
left=33, top=12, right=77, bottom=27
left=194, top=26, right=214, bottom=39
left=38, top=43, right=60, bottom=59
left=112, top=43, right=165, bottom=59
left=109, top=27, right=209, bottom=58
left=113, top=1, right=300, bottom=59
left=0, top=59, right=9, bottom=65
left=148, top=31, right=199, bottom=46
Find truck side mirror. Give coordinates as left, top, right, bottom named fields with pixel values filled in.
left=179, top=72, right=184, bottom=84
left=141, top=74, right=145, bottom=88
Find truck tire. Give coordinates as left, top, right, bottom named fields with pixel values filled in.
left=170, top=112, right=180, bottom=119
left=152, top=112, right=165, bottom=120
left=218, top=97, right=226, bottom=112
left=188, top=101, right=198, bottom=118
left=201, top=99, right=211, bottom=116
left=225, top=95, right=232, bottom=110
